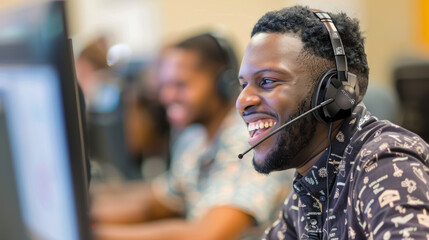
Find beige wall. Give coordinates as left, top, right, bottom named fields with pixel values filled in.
left=364, top=0, right=423, bottom=86
left=156, top=0, right=288, bottom=57
left=0, top=0, right=26, bottom=9
left=67, top=0, right=289, bottom=58
left=67, top=0, right=429, bottom=86
left=1, top=0, right=428, bottom=87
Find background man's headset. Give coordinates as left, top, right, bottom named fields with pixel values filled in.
left=311, top=10, right=360, bottom=124
left=205, top=32, right=240, bottom=102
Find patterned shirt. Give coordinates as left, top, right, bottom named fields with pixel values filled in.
left=263, top=104, right=429, bottom=240
left=152, top=108, right=294, bottom=239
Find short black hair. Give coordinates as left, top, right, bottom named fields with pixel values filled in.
left=175, top=33, right=229, bottom=73
left=251, top=5, right=369, bottom=100
left=174, top=33, right=240, bottom=101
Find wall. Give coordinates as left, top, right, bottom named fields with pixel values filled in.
left=67, top=0, right=289, bottom=58
left=156, top=0, right=288, bottom=57
left=1, top=0, right=428, bottom=86
left=0, top=0, right=27, bottom=9
left=364, top=0, right=423, bottom=86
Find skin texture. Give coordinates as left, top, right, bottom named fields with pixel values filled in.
left=92, top=48, right=253, bottom=240
left=158, top=49, right=232, bottom=138
left=236, top=32, right=342, bottom=176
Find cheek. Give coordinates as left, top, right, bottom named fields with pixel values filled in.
left=158, top=88, right=171, bottom=105
left=190, top=77, right=217, bottom=102
left=184, top=86, right=204, bottom=107
left=266, top=87, right=300, bottom=119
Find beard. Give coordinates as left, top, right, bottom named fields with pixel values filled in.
left=253, top=97, right=318, bottom=174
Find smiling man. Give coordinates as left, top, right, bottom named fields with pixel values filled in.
left=236, top=5, right=429, bottom=240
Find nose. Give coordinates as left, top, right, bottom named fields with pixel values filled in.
left=159, top=85, right=178, bottom=106
left=236, top=85, right=261, bottom=113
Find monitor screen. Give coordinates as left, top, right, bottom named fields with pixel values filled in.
left=0, top=66, right=79, bottom=240
left=0, top=1, right=90, bottom=240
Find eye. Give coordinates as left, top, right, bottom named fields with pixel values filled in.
left=260, top=78, right=275, bottom=88
left=240, top=82, right=248, bottom=89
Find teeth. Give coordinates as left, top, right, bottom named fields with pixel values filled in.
left=248, top=120, right=275, bottom=132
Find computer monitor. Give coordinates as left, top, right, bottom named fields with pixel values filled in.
left=0, top=1, right=90, bottom=240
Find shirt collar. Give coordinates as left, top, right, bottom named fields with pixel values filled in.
left=293, top=103, right=375, bottom=199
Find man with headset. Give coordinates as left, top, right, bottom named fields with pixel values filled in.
left=236, top=5, right=429, bottom=239
left=92, top=32, right=291, bottom=240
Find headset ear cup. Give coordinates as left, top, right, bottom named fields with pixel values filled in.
left=312, top=69, right=359, bottom=124
left=205, top=32, right=239, bottom=101
left=217, top=68, right=238, bottom=101
left=312, top=69, right=337, bottom=123
left=217, top=70, right=229, bottom=100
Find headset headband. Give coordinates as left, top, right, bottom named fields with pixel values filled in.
left=313, top=11, right=348, bottom=83
left=207, top=32, right=239, bottom=76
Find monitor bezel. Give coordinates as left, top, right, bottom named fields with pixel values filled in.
left=0, top=1, right=91, bottom=239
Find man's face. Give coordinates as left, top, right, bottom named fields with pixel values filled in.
left=236, top=33, right=318, bottom=174
left=159, top=49, right=219, bottom=129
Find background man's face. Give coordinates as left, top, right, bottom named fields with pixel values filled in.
left=236, top=33, right=318, bottom=174
left=159, top=48, right=219, bottom=130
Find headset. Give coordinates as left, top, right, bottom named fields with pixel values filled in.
left=205, top=32, right=240, bottom=101
left=311, top=10, right=359, bottom=124
left=311, top=10, right=361, bottom=239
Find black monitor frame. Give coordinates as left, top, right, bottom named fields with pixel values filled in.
left=0, top=1, right=91, bottom=239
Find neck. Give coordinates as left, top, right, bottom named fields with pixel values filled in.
left=296, top=120, right=343, bottom=176
left=204, top=102, right=233, bottom=140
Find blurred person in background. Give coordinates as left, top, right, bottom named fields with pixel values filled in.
left=91, top=32, right=293, bottom=240
left=75, top=37, right=117, bottom=109
left=122, top=84, right=171, bottom=179
left=75, top=37, right=145, bottom=180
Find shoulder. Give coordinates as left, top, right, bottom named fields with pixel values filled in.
left=352, top=120, right=429, bottom=169
left=349, top=119, right=429, bottom=202
left=215, top=110, right=254, bottom=162
left=348, top=119, right=429, bottom=202
left=347, top=121, right=429, bottom=237
left=218, top=110, right=249, bottom=145
left=172, top=124, right=205, bottom=151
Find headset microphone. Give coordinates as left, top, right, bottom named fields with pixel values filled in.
left=237, top=98, right=334, bottom=159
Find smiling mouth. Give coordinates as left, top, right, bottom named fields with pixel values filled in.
left=248, top=119, right=276, bottom=139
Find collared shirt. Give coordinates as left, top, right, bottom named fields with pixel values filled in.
left=152, top=108, right=294, bottom=239
left=263, top=104, right=429, bottom=240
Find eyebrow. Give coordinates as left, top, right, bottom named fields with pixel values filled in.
left=238, top=68, right=289, bottom=79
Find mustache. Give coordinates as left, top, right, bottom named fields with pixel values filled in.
left=242, top=109, right=278, bottom=119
